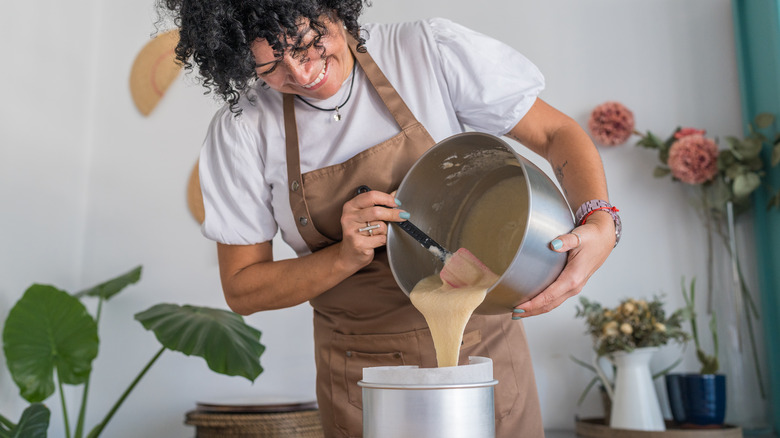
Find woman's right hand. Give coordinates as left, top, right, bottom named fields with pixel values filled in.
left=338, top=189, right=409, bottom=271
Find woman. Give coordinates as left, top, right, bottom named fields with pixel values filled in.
left=159, top=0, right=620, bottom=436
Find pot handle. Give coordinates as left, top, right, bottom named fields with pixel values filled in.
left=593, top=355, right=615, bottom=401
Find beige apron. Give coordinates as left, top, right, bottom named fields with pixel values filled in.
left=283, top=38, right=544, bottom=438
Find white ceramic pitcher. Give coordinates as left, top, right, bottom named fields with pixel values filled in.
left=595, top=347, right=666, bottom=431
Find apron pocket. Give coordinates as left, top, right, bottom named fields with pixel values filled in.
left=328, top=330, right=423, bottom=436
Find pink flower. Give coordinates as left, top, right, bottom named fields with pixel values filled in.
left=674, top=127, right=707, bottom=139
left=588, top=101, right=635, bottom=146
left=667, top=134, right=719, bottom=184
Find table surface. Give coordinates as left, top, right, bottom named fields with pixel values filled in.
left=545, top=430, right=576, bottom=438
left=544, top=427, right=779, bottom=438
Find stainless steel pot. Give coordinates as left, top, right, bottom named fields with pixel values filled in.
left=359, top=380, right=498, bottom=438
left=387, top=132, right=573, bottom=314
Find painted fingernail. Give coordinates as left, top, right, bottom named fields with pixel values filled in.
left=551, top=239, right=563, bottom=250
left=395, top=198, right=402, bottom=206
left=512, top=309, right=525, bottom=314
left=512, top=315, right=522, bottom=320
left=400, top=212, right=411, bottom=220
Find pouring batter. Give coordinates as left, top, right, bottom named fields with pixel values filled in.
left=411, top=251, right=498, bottom=368
left=411, top=175, right=524, bottom=368
left=158, top=1, right=622, bottom=436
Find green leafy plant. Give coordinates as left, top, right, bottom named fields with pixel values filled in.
left=0, top=266, right=265, bottom=438
left=681, top=277, right=719, bottom=374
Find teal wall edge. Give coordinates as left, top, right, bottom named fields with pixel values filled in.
left=732, top=0, right=780, bottom=433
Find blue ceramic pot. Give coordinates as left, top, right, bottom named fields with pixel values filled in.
left=665, top=373, right=726, bottom=427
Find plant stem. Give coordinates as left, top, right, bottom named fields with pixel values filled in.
left=75, top=298, right=103, bottom=438
left=688, top=280, right=702, bottom=353
left=726, top=202, right=744, bottom=353
left=718, top=215, right=766, bottom=397
left=744, top=293, right=767, bottom=398
left=0, top=413, right=15, bottom=430
left=717, top=230, right=761, bottom=318
left=86, top=347, right=165, bottom=438
left=57, top=370, right=72, bottom=438
left=74, top=375, right=91, bottom=438
left=701, top=187, right=715, bottom=314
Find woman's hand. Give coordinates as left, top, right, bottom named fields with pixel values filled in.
left=511, top=211, right=616, bottom=319
left=217, top=189, right=409, bottom=315
left=337, top=189, right=409, bottom=272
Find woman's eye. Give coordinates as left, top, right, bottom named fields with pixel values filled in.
left=257, top=64, right=278, bottom=76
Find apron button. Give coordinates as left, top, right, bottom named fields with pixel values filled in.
left=299, top=216, right=308, bottom=226
left=346, top=351, right=353, bottom=357
left=291, top=180, right=300, bottom=192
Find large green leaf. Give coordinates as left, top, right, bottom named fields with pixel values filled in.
left=2, top=285, right=99, bottom=402
left=75, top=265, right=142, bottom=300
left=0, top=404, right=50, bottom=438
left=134, top=304, right=264, bottom=381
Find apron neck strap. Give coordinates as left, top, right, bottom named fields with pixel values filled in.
left=347, top=34, right=419, bottom=130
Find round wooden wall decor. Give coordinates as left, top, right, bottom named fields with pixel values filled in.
left=129, top=29, right=182, bottom=116
left=187, top=161, right=205, bottom=224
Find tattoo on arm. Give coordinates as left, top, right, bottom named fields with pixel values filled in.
left=555, top=160, right=569, bottom=198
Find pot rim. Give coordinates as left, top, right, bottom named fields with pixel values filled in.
left=357, top=379, right=498, bottom=390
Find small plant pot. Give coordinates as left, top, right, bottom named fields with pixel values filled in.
left=665, top=373, right=726, bottom=428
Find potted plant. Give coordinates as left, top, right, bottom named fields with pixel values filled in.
left=574, top=296, right=689, bottom=430
left=0, top=265, right=266, bottom=438
left=588, top=106, right=778, bottom=406
left=665, top=277, right=726, bottom=428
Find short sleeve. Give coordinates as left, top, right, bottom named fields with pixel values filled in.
left=428, top=18, right=545, bottom=135
left=199, top=105, right=278, bottom=245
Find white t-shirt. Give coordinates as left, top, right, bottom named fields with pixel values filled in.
left=199, top=18, right=545, bottom=254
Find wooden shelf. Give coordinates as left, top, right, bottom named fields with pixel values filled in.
left=576, top=418, right=742, bottom=438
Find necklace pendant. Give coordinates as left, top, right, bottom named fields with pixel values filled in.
left=333, top=106, right=342, bottom=121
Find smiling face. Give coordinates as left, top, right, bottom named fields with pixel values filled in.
left=251, top=16, right=353, bottom=100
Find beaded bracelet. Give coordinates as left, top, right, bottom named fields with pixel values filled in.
left=574, top=200, right=622, bottom=247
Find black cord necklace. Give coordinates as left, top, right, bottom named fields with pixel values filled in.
left=295, top=61, right=357, bottom=121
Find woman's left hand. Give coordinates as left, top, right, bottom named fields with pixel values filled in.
left=511, top=211, right=616, bottom=318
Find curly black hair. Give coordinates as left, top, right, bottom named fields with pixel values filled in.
left=157, top=0, right=368, bottom=113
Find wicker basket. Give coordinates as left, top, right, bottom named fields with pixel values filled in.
left=185, top=404, right=325, bottom=438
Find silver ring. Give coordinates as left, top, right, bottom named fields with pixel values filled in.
left=358, top=222, right=381, bottom=235
left=571, top=231, right=582, bottom=249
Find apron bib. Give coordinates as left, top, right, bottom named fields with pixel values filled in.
left=283, top=38, right=543, bottom=438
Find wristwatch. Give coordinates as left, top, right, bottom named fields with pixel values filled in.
left=574, top=200, right=622, bottom=247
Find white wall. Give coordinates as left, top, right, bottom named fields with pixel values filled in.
left=1, top=0, right=751, bottom=436
left=1, top=0, right=99, bottom=430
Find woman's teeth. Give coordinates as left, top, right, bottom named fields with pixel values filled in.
left=303, top=60, right=327, bottom=89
